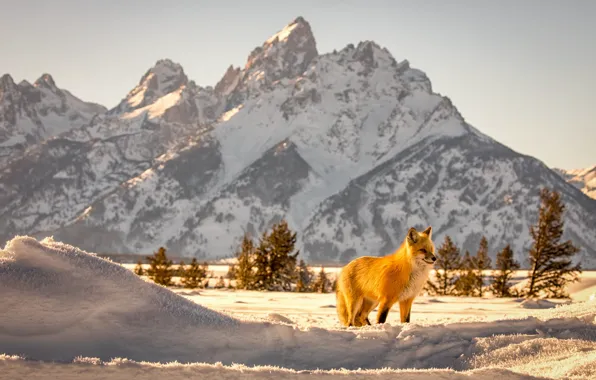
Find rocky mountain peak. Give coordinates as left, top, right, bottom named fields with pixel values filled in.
left=110, top=58, right=189, bottom=115
left=34, top=73, right=58, bottom=91
left=0, top=74, right=17, bottom=92
left=214, top=65, right=242, bottom=97
left=244, top=16, right=318, bottom=84
left=140, top=59, right=188, bottom=95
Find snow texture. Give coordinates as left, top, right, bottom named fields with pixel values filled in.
left=1, top=236, right=596, bottom=380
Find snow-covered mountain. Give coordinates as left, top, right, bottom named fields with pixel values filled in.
left=0, top=73, right=107, bottom=167
left=1, top=17, right=595, bottom=267
left=555, top=166, right=596, bottom=200
left=0, top=60, right=220, bottom=246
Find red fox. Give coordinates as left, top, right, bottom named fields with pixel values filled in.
left=336, top=226, right=436, bottom=326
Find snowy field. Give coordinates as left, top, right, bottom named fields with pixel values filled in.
left=2, top=237, right=596, bottom=379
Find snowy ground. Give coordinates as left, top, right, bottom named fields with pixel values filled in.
left=2, top=237, right=596, bottom=379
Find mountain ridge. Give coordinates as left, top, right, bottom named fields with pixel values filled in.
left=1, top=16, right=595, bottom=268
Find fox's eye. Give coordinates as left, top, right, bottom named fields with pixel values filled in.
left=420, top=248, right=427, bottom=254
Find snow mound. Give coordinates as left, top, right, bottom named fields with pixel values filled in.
left=267, top=313, right=294, bottom=324
left=0, top=355, right=541, bottom=380
left=519, top=299, right=559, bottom=309
left=1, top=236, right=596, bottom=379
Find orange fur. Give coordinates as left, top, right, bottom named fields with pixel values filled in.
left=335, top=226, right=436, bottom=326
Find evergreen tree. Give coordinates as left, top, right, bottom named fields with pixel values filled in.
left=181, top=258, right=206, bottom=289
left=234, top=233, right=256, bottom=290
left=430, top=235, right=462, bottom=295
left=134, top=259, right=144, bottom=276
left=200, top=261, right=211, bottom=280
left=253, top=230, right=272, bottom=290
left=490, top=244, right=520, bottom=297
left=146, top=247, right=174, bottom=286
left=331, top=278, right=338, bottom=292
left=295, top=259, right=315, bottom=292
left=473, top=236, right=492, bottom=297
left=267, top=219, right=299, bottom=291
left=525, top=188, right=581, bottom=298
left=455, top=250, right=479, bottom=296
left=313, top=267, right=330, bottom=293
left=226, top=263, right=237, bottom=280
left=214, top=276, right=226, bottom=289
left=177, top=260, right=186, bottom=277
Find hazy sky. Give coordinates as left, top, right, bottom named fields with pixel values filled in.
left=1, top=0, right=594, bottom=169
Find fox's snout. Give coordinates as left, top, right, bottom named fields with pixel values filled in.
left=425, top=252, right=437, bottom=263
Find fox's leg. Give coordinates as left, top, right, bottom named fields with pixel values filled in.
left=346, top=296, right=363, bottom=327
left=336, top=289, right=349, bottom=326
left=356, top=298, right=376, bottom=326
left=376, top=299, right=396, bottom=324
left=399, top=298, right=414, bottom=323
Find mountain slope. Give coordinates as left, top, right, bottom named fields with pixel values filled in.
left=41, top=17, right=596, bottom=267
left=0, top=60, right=221, bottom=244
left=555, top=166, right=596, bottom=200
left=0, top=73, right=107, bottom=167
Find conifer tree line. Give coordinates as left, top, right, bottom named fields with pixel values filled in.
left=229, top=219, right=333, bottom=293
left=134, top=247, right=213, bottom=289
left=425, top=188, right=582, bottom=299
left=133, top=188, right=581, bottom=299
left=134, top=219, right=334, bottom=293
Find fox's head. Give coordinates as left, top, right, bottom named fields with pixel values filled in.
left=405, top=226, right=436, bottom=266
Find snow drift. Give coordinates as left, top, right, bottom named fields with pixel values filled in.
left=1, top=236, right=596, bottom=379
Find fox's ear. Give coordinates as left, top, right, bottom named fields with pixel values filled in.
left=422, top=226, right=432, bottom=238
left=406, top=227, right=418, bottom=245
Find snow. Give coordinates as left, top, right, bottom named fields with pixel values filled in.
left=2, top=236, right=596, bottom=380
left=266, top=21, right=299, bottom=44
left=557, top=165, right=596, bottom=199
left=122, top=88, right=183, bottom=120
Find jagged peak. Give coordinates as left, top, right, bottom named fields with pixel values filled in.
left=34, top=73, right=58, bottom=90
left=264, top=16, right=313, bottom=45
left=242, top=16, right=318, bottom=82
left=214, top=65, right=242, bottom=96
left=0, top=73, right=16, bottom=89
left=111, top=58, right=189, bottom=114
left=139, top=58, right=188, bottom=88
left=149, top=59, right=184, bottom=75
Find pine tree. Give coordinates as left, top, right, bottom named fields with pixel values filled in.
left=431, top=235, right=462, bottom=295
left=473, top=236, right=492, bottom=297
left=177, top=260, right=186, bottom=277
left=455, top=250, right=479, bottom=296
left=295, top=259, right=315, bottom=292
left=214, top=276, right=226, bottom=289
left=234, top=233, right=256, bottom=290
left=134, top=259, right=144, bottom=276
left=146, top=247, right=174, bottom=286
left=490, top=244, right=520, bottom=297
left=313, top=267, right=330, bottom=293
left=253, top=230, right=273, bottom=290
left=200, top=261, right=210, bottom=280
left=525, top=188, right=581, bottom=298
left=181, top=258, right=206, bottom=289
left=267, top=219, right=298, bottom=291
left=227, top=264, right=237, bottom=280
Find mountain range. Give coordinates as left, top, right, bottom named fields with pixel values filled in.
left=1, top=17, right=595, bottom=267
left=554, top=166, right=596, bottom=200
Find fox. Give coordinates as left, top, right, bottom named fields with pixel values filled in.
left=335, top=226, right=436, bottom=327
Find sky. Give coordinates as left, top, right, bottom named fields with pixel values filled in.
left=0, top=0, right=594, bottom=170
